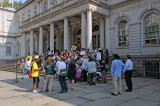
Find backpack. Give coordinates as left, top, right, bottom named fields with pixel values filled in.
left=105, top=64, right=110, bottom=71
left=60, top=69, right=67, bottom=76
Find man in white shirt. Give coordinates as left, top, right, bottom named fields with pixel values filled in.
left=58, top=57, right=68, bottom=93
left=56, top=58, right=61, bottom=80
left=125, top=55, right=133, bottom=92
left=97, top=49, right=101, bottom=63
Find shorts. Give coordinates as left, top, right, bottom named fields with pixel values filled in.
left=33, top=77, right=40, bottom=84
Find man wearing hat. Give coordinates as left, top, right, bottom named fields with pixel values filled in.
left=32, top=55, right=43, bottom=93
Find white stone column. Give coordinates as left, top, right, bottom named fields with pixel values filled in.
left=48, top=0, right=50, bottom=9
left=37, top=34, right=39, bottom=53
left=100, top=17, right=104, bottom=49
left=87, top=10, right=92, bottom=50
left=68, top=25, right=72, bottom=49
left=50, top=22, right=54, bottom=53
left=64, top=17, right=69, bottom=50
left=39, top=0, right=42, bottom=13
left=47, top=32, right=50, bottom=49
left=105, top=16, right=110, bottom=50
left=39, top=26, right=43, bottom=55
left=22, top=32, right=26, bottom=57
left=56, top=29, right=60, bottom=50
left=81, top=12, right=86, bottom=49
left=21, top=34, right=23, bottom=57
left=30, top=30, right=34, bottom=56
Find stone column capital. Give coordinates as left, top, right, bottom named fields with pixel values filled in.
left=81, top=9, right=87, bottom=13
left=50, top=21, right=55, bottom=25
left=63, top=16, right=68, bottom=20
left=87, top=8, right=95, bottom=12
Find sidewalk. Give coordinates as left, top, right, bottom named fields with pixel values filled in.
left=0, top=71, right=160, bottom=106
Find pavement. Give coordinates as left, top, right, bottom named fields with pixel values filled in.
left=0, top=71, right=160, bottom=106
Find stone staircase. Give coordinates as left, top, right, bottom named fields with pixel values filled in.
left=0, top=63, right=141, bottom=80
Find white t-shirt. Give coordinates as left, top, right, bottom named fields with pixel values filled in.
left=25, top=60, right=31, bottom=70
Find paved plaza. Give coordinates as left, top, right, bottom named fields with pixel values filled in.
left=0, top=71, right=160, bottom=106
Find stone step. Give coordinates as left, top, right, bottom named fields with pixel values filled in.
left=0, top=63, right=141, bottom=80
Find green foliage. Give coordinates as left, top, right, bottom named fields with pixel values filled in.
left=2, top=0, right=23, bottom=8
left=19, top=1, right=22, bottom=6
left=2, top=0, right=11, bottom=7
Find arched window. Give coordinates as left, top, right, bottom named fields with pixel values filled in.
left=6, top=44, right=12, bottom=55
left=118, top=20, right=129, bottom=46
left=92, top=25, right=99, bottom=32
left=44, top=0, right=48, bottom=11
left=144, top=13, right=160, bottom=44
left=52, top=0, right=57, bottom=6
left=54, top=34, right=56, bottom=39
left=76, top=29, right=81, bottom=35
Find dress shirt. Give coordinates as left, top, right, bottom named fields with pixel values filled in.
left=125, top=59, right=133, bottom=71
left=56, top=61, right=60, bottom=68
left=97, top=52, right=101, bottom=61
left=57, top=61, right=66, bottom=75
left=82, top=59, right=88, bottom=70
left=111, top=59, right=125, bottom=78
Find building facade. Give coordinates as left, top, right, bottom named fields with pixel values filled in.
left=0, top=0, right=160, bottom=77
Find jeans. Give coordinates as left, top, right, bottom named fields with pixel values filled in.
left=59, top=76, right=68, bottom=92
left=23, top=68, right=30, bottom=78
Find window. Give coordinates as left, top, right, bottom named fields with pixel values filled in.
left=77, top=29, right=81, bottom=35
left=118, top=20, right=129, bottom=46
left=6, top=44, right=12, bottom=55
left=145, top=61, right=160, bottom=78
left=144, top=13, right=160, bottom=44
left=54, top=34, right=56, bottom=39
left=44, top=0, right=48, bottom=11
left=92, top=25, right=99, bottom=32
left=34, top=5, right=37, bottom=15
left=28, top=9, right=30, bottom=19
left=52, top=0, right=57, bottom=6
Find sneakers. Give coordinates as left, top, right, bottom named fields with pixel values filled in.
left=33, top=90, right=38, bottom=93
left=36, top=88, right=41, bottom=92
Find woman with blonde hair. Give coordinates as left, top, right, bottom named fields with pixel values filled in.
left=67, top=58, right=78, bottom=90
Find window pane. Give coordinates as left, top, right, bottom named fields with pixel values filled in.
left=6, top=46, right=11, bottom=55
left=118, top=20, right=129, bottom=46
left=145, top=13, right=159, bottom=44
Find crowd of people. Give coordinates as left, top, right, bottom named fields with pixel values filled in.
left=20, top=45, right=133, bottom=96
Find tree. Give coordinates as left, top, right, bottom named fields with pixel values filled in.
left=13, top=1, right=19, bottom=7
left=19, top=1, right=22, bottom=6
left=2, top=0, right=11, bottom=7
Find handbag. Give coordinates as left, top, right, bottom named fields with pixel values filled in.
left=60, top=69, right=67, bottom=76
left=29, top=71, right=32, bottom=78
left=105, top=64, right=110, bottom=71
